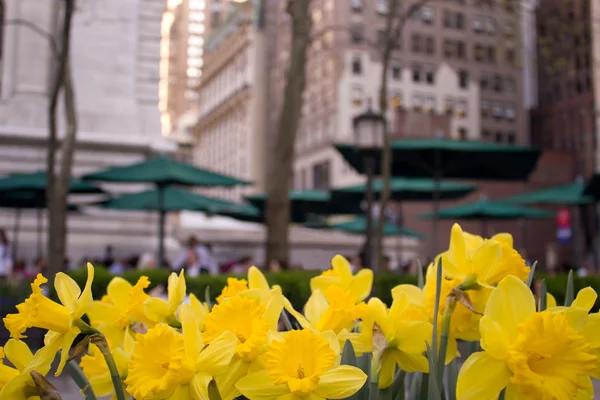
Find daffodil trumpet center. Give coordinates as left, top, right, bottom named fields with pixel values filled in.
left=3, top=291, right=72, bottom=338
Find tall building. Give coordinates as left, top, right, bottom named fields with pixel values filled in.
left=0, top=0, right=175, bottom=260
left=159, top=0, right=207, bottom=139
left=262, top=0, right=525, bottom=191
left=531, top=0, right=595, bottom=177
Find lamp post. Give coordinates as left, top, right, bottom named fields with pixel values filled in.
left=353, top=104, right=385, bottom=270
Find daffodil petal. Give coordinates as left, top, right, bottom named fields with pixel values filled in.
left=180, top=303, right=202, bottom=359
left=310, top=275, right=339, bottom=294
left=394, top=321, right=431, bottom=354
left=447, top=224, right=469, bottom=277
left=505, top=383, right=526, bottom=399
left=395, top=351, right=429, bottom=373
left=236, top=370, right=289, bottom=400
left=0, top=373, right=31, bottom=400
left=484, top=276, right=535, bottom=340
left=89, top=374, right=116, bottom=397
left=196, top=331, right=237, bottom=376
left=73, top=263, right=95, bottom=319
left=491, top=232, right=513, bottom=247
left=321, top=330, right=341, bottom=365
left=168, top=270, right=187, bottom=314
left=315, top=365, right=367, bottom=398
left=190, top=374, right=212, bottom=400
left=170, top=384, right=195, bottom=400
left=215, top=356, right=250, bottom=400
left=331, top=255, right=353, bottom=281
left=3, top=339, right=33, bottom=371
left=283, top=298, right=310, bottom=329
left=248, top=266, right=270, bottom=291
left=305, top=290, right=329, bottom=327
left=350, top=269, right=373, bottom=302
left=367, top=298, right=388, bottom=326
left=479, top=316, right=510, bottom=360
left=54, top=272, right=81, bottom=311
left=263, top=292, right=285, bottom=329
left=144, top=297, right=170, bottom=323
left=106, top=277, right=133, bottom=309
left=391, top=284, right=425, bottom=305
left=87, top=301, right=118, bottom=326
left=378, top=350, right=398, bottom=389
left=572, top=287, right=598, bottom=312
left=456, top=352, right=510, bottom=400
left=25, top=332, right=63, bottom=375
left=55, top=328, right=81, bottom=376
left=547, top=293, right=557, bottom=309
left=470, top=241, right=501, bottom=284
left=582, top=313, right=600, bottom=347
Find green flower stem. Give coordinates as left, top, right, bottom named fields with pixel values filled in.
left=436, top=296, right=457, bottom=388
left=75, top=320, right=127, bottom=400
left=64, top=360, right=97, bottom=400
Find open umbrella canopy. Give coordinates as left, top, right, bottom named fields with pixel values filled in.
left=245, top=190, right=363, bottom=215
left=306, top=216, right=425, bottom=238
left=83, top=156, right=250, bottom=187
left=0, top=191, right=79, bottom=211
left=335, top=138, right=541, bottom=180
left=420, top=199, right=553, bottom=220
left=0, top=171, right=103, bottom=194
left=331, top=178, right=476, bottom=202
left=97, top=186, right=251, bottom=213
left=498, top=182, right=592, bottom=205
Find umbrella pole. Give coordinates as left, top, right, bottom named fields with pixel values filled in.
left=481, top=219, right=488, bottom=237
left=158, top=185, right=166, bottom=267
left=12, top=208, right=22, bottom=264
left=36, top=207, right=42, bottom=260
left=432, top=151, right=441, bottom=256
left=365, top=156, right=376, bottom=271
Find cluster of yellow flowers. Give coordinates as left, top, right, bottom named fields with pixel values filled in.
left=0, top=223, right=599, bottom=400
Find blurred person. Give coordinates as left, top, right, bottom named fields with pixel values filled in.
left=349, top=254, right=363, bottom=272
left=0, top=229, right=12, bottom=280
left=229, top=256, right=254, bottom=275
left=268, top=259, right=281, bottom=273
left=137, top=252, right=156, bottom=270
left=172, top=236, right=200, bottom=274
left=102, top=245, right=115, bottom=267
left=196, top=242, right=219, bottom=275
left=109, top=258, right=129, bottom=275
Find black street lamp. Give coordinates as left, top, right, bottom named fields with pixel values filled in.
left=353, top=103, right=385, bottom=270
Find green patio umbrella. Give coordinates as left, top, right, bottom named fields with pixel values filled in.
left=0, top=171, right=104, bottom=194
left=245, top=190, right=363, bottom=220
left=499, top=182, right=592, bottom=205
left=306, top=216, right=425, bottom=238
left=83, top=156, right=249, bottom=263
left=335, top=138, right=541, bottom=251
left=420, top=198, right=552, bottom=236
left=331, top=178, right=476, bottom=202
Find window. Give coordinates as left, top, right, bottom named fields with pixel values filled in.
left=351, top=85, right=363, bottom=106
left=351, top=0, right=362, bottom=12
left=444, top=10, right=465, bottom=29
left=376, top=0, right=388, bottom=14
left=495, top=132, right=503, bottom=143
left=443, top=10, right=452, bottom=28
left=458, top=127, right=468, bottom=139
left=312, top=161, right=331, bottom=190
left=475, top=44, right=484, bottom=62
left=351, top=24, right=364, bottom=44
left=425, top=37, right=435, bottom=54
left=412, top=34, right=422, bottom=52
left=444, top=96, right=454, bottom=114
left=481, top=100, right=490, bottom=117
left=443, top=40, right=454, bottom=57
left=473, top=17, right=483, bottom=32
left=456, top=13, right=465, bottom=29
left=421, top=7, right=434, bottom=24
left=424, top=94, right=436, bottom=112
left=391, top=62, right=402, bottom=80
left=487, top=46, right=496, bottom=63
left=425, top=66, right=435, bottom=84
left=391, top=91, right=403, bottom=108
left=493, top=74, right=503, bottom=92
left=507, top=132, right=516, bottom=144
left=459, top=70, right=468, bottom=89
left=505, top=77, right=516, bottom=93
left=412, top=92, right=424, bottom=109
left=457, top=99, right=468, bottom=117
left=352, top=55, right=362, bottom=74
left=484, top=17, right=496, bottom=34
left=506, top=48, right=516, bottom=65
left=456, top=41, right=466, bottom=59
left=492, top=102, right=503, bottom=119
left=505, top=103, right=516, bottom=120
left=412, top=65, right=422, bottom=82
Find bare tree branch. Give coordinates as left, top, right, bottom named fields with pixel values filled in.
left=4, top=19, right=58, bottom=56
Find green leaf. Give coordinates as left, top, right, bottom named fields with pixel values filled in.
left=525, top=261, right=537, bottom=287
left=369, top=383, right=380, bottom=400
left=446, top=359, right=459, bottom=400
left=205, top=285, right=213, bottom=308
left=208, top=379, right=223, bottom=400
left=380, top=385, right=394, bottom=400
left=281, top=311, right=294, bottom=331
left=539, top=280, right=548, bottom=311
left=428, top=258, right=443, bottom=393
left=392, top=369, right=406, bottom=400
left=64, top=360, right=98, bottom=400
left=342, top=340, right=358, bottom=366
left=425, top=343, right=442, bottom=400
left=417, top=259, right=424, bottom=289
left=357, top=353, right=371, bottom=400
left=465, top=341, right=479, bottom=358
left=407, top=373, right=423, bottom=400
left=499, top=389, right=506, bottom=400
left=565, top=269, right=574, bottom=306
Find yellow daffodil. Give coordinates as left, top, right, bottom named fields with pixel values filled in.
left=457, top=276, right=597, bottom=400
left=80, top=330, right=133, bottom=398
left=203, top=292, right=284, bottom=400
left=124, top=306, right=238, bottom=400
left=286, top=286, right=367, bottom=346
left=87, top=276, right=152, bottom=347
left=144, top=270, right=186, bottom=325
left=3, top=263, right=95, bottom=375
left=216, top=277, right=249, bottom=303
left=188, top=293, right=210, bottom=331
left=236, top=329, right=367, bottom=400
left=311, top=255, right=373, bottom=303
left=0, top=339, right=62, bottom=400
left=443, top=223, right=529, bottom=287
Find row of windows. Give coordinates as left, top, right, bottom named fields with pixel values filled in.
left=350, top=0, right=517, bottom=14
left=481, top=101, right=517, bottom=121
left=482, top=130, right=517, bottom=144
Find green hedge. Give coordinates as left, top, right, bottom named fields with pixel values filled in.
left=62, top=268, right=600, bottom=311
left=3, top=269, right=600, bottom=312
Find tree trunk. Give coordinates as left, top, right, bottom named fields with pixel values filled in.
left=265, top=0, right=312, bottom=267
left=47, top=0, right=75, bottom=277
left=375, top=0, right=400, bottom=271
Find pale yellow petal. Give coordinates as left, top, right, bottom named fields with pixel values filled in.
left=283, top=298, right=311, bottom=329
left=263, top=291, right=285, bottom=329
left=395, top=351, right=429, bottom=373
left=338, top=329, right=371, bottom=355
left=447, top=223, right=469, bottom=277
left=582, top=313, right=600, bottom=347
left=479, top=316, right=510, bottom=360
left=106, top=277, right=133, bottom=309
left=350, top=269, right=373, bottom=302
left=54, top=272, right=81, bottom=311
left=470, top=241, right=501, bottom=284
left=456, top=352, right=510, bottom=400
left=190, top=374, right=212, bottom=400
left=196, top=331, right=238, bottom=376
left=331, top=255, right=353, bottom=281
left=168, top=270, right=187, bottom=314
left=89, top=374, right=116, bottom=397
left=391, top=284, right=425, bottom=306
left=394, top=321, right=431, bottom=355
left=484, top=276, right=535, bottom=340
left=144, top=297, right=170, bottom=323
left=310, top=275, right=340, bottom=294
left=378, top=349, right=398, bottom=389
left=574, top=376, right=594, bottom=400
left=55, top=328, right=81, bottom=376
left=180, top=303, right=202, bottom=358
left=320, top=330, right=341, bottom=365
left=367, top=298, right=388, bottom=326
left=214, top=356, right=250, bottom=400
left=505, top=383, right=526, bottom=399
left=547, top=293, right=557, bottom=309
left=3, top=339, right=33, bottom=371
left=87, top=301, right=118, bottom=326
left=491, top=233, right=513, bottom=247
left=315, top=365, right=367, bottom=398
left=236, top=370, right=289, bottom=400
left=248, top=266, right=270, bottom=291
left=305, top=290, right=329, bottom=326
left=388, top=293, right=409, bottom=322
left=572, top=287, right=598, bottom=312
left=73, top=263, right=95, bottom=319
